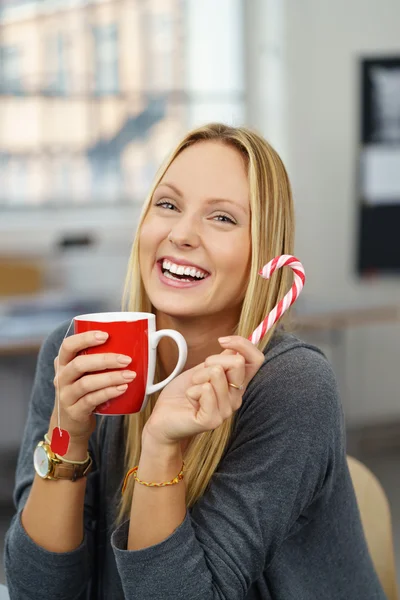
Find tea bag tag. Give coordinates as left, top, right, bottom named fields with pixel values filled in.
left=50, top=427, right=70, bottom=456
left=51, top=319, right=74, bottom=457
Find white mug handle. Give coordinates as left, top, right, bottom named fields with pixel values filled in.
left=146, top=329, right=188, bottom=395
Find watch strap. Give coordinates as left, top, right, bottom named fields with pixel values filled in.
left=50, top=455, right=93, bottom=481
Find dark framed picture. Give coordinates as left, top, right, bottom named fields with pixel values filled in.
left=361, top=57, right=400, bottom=144
left=357, top=57, right=400, bottom=275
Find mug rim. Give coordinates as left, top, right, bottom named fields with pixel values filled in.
left=74, top=311, right=155, bottom=323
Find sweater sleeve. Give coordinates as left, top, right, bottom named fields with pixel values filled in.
left=3, top=322, right=99, bottom=600
left=111, top=345, right=344, bottom=600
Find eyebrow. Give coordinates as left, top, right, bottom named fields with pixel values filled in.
left=156, top=182, right=248, bottom=215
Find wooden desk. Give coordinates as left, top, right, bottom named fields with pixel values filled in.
left=0, top=339, right=45, bottom=356
left=0, top=294, right=108, bottom=357
left=1, top=304, right=399, bottom=358
left=292, top=304, right=400, bottom=403
left=293, top=305, right=400, bottom=332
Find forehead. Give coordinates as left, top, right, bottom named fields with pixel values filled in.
left=159, top=141, right=249, bottom=205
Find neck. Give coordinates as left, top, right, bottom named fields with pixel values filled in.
left=155, top=310, right=239, bottom=376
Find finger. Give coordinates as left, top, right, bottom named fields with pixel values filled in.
left=204, top=353, right=247, bottom=372
left=218, top=336, right=265, bottom=378
left=195, top=382, right=224, bottom=431
left=192, top=361, right=240, bottom=385
left=60, top=352, right=133, bottom=387
left=220, top=348, right=237, bottom=356
left=207, top=365, right=236, bottom=419
left=219, top=348, right=258, bottom=367
left=67, top=384, right=129, bottom=420
left=191, top=366, right=242, bottom=417
left=199, top=354, right=246, bottom=390
left=203, top=354, right=242, bottom=368
left=58, top=331, right=110, bottom=368
left=191, top=364, right=229, bottom=396
left=191, top=366, right=212, bottom=385
left=190, top=361, right=206, bottom=376
left=186, top=385, right=202, bottom=409
left=68, top=370, right=137, bottom=407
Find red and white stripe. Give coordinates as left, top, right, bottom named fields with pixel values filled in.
left=249, top=255, right=306, bottom=344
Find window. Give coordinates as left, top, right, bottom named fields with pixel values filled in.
left=0, top=0, right=35, bottom=19
left=0, top=0, right=245, bottom=209
left=0, top=46, right=22, bottom=94
left=4, top=157, right=28, bottom=204
left=93, top=23, right=119, bottom=96
left=45, top=34, right=68, bottom=96
left=147, top=11, right=174, bottom=92
left=90, top=154, right=121, bottom=203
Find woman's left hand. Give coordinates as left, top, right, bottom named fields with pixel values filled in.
left=143, top=336, right=265, bottom=448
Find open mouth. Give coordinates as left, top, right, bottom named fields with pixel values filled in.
left=157, top=259, right=210, bottom=283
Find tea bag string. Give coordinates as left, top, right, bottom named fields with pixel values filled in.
left=54, top=318, right=75, bottom=437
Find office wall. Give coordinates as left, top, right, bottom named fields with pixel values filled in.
left=247, top=0, right=400, bottom=424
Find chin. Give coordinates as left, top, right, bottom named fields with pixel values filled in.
left=152, top=301, right=205, bottom=320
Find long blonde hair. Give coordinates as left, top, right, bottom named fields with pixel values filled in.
left=116, top=123, right=295, bottom=523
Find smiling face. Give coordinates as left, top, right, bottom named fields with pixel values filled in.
left=139, top=140, right=251, bottom=325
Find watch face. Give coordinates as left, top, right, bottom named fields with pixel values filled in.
left=34, top=445, right=50, bottom=478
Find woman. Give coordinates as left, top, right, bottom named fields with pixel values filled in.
left=4, top=124, right=385, bottom=599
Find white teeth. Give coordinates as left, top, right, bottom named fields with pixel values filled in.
left=164, top=271, right=191, bottom=282
left=161, top=259, right=208, bottom=279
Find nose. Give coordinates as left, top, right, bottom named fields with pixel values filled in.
left=167, top=213, right=201, bottom=249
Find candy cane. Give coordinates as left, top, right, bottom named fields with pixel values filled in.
left=249, top=255, right=305, bottom=344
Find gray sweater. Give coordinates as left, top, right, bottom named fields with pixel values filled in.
left=4, top=322, right=386, bottom=599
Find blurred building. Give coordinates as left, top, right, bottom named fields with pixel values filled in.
left=0, top=0, right=187, bottom=206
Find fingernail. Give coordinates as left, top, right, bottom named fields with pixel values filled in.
left=95, top=332, right=109, bottom=341
left=218, top=337, right=231, bottom=344
left=116, top=384, right=128, bottom=391
left=122, top=370, right=136, bottom=380
left=117, top=355, right=132, bottom=364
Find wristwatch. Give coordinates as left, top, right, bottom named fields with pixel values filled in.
left=33, top=440, right=92, bottom=481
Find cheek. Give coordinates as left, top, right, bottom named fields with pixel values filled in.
left=216, top=235, right=251, bottom=275
left=140, top=217, right=155, bottom=239
left=139, top=220, right=161, bottom=254
left=138, top=225, right=154, bottom=274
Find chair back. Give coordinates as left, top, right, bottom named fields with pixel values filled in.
left=0, top=584, right=9, bottom=599
left=348, top=456, right=399, bottom=600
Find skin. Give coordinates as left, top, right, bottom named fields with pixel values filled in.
left=139, top=140, right=252, bottom=375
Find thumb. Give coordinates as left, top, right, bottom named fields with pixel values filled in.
left=220, top=348, right=237, bottom=356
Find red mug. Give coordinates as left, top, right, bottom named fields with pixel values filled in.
left=74, top=311, right=187, bottom=415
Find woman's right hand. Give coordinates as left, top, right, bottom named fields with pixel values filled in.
left=49, top=330, right=136, bottom=447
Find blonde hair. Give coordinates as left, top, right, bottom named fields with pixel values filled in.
left=115, top=123, right=295, bottom=523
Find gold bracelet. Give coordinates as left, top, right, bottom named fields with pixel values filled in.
left=121, top=462, right=185, bottom=495
left=44, top=434, right=90, bottom=465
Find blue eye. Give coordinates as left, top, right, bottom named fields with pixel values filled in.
left=155, top=200, right=177, bottom=211
left=214, top=214, right=236, bottom=225
left=155, top=201, right=236, bottom=225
